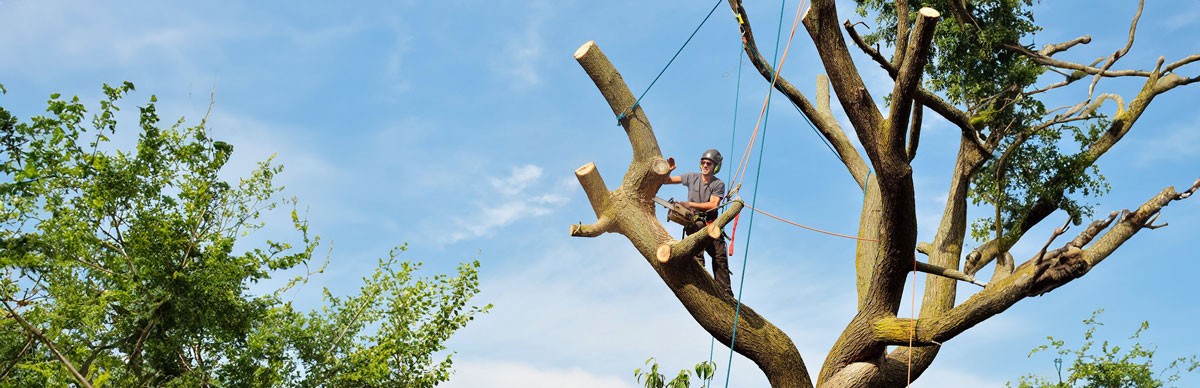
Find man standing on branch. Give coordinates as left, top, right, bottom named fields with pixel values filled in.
left=666, top=149, right=732, bottom=296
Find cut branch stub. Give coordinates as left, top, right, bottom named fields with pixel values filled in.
left=575, top=162, right=609, bottom=218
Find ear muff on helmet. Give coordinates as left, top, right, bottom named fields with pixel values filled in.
left=701, top=148, right=723, bottom=174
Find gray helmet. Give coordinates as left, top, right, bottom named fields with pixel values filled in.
left=700, top=149, right=723, bottom=174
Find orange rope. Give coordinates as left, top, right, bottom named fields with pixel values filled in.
left=729, top=0, right=808, bottom=192
left=742, top=203, right=877, bottom=242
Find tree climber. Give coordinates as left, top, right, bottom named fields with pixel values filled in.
left=666, top=148, right=732, bottom=296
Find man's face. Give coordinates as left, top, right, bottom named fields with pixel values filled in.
left=700, top=159, right=716, bottom=175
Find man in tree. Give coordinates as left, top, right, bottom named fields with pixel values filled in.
left=666, top=148, right=731, bottom=296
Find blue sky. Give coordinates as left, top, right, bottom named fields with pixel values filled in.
left=1, top=0, right=1197, bottom=387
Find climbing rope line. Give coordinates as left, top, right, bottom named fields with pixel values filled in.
left=743, top=203, right=878, bottom=242
left=782, top=95, right=841, bottom=162
left=615, top=0, right=725, bottom=123
left=727, top=1, right=807, bottom=196
left=707, top=25, right=748, bottom=388
left=723, top=0, right=806, bottom=386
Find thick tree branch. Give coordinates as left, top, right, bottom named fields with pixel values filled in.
left=573, top=41, right=666, bottom=174
left=887, top=8, right=940, bottom=167
left=892, top=0, right=909, bottom=66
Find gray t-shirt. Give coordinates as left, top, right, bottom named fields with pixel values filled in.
left=680, top=172, right=725, bottom=219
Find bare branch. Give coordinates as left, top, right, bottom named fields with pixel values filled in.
left=845, top=21, right=895, bottom=78
left=1, top=300, right=93, bottom=388
left=1040, top=35, right=1093, bottom=56
left=906, top=103, right=923, bottom=162
left=1005, top=43, right=1153, bottom=78
left=1034, top=218, right=1073, bottom=264
left=886, top=8, right=939, bottom=170
left=0, top=336, right=35, bottom=380
left=1165, top=54, right=1200, bottom=73
left=1087, top=0, right=1144, bottom=99
left=914, top=260, right=983, bottom=287
left=893, top=0, right=910, bottom=66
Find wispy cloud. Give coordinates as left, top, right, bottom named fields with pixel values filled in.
left=1165, top=4, right=1200, bottom=30
left=443, top=359, right=634, bottom=388
left=0, top=2, right=229, bottom=77
left=491, top=1, right=552, bottom=91
left=442, top=165, right=571, bottom=244
left=383, top=20, right=415, bottom=93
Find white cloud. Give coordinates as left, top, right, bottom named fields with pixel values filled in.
left=442, top=164, right=572, bottom=244
left=491, top=164, right=543, bottom=196
left=443, top=359, right=634, bottom=388
left=1165, top=4, right=1200, bottom=30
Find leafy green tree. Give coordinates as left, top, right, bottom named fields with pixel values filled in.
left=634, top=358, right=716, bottom=388
left=1011, top=310, right=1200, bottom=388
left=0, top=82, right=489, bottom=387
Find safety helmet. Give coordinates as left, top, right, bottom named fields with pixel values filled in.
left=700, top=148, right=723, bottom=174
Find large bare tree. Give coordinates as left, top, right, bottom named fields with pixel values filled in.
left=569, top=0, right=1199, bottom=386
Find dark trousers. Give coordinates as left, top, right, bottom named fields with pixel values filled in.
left=684, top=224, right=733, bottom=296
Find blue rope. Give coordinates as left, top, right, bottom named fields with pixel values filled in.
left=723, top=1, right=787, bottom=386
left=783, top=96, right=840, bottom=161
left=616, top=0, right=724, bottom=123
left=707, top=30, right=747, bottom=388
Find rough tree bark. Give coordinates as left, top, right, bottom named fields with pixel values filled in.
left=570, top=1, right=1199, bottom=387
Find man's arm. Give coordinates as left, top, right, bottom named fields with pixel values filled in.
left=685, top=195, right=721, bottom=211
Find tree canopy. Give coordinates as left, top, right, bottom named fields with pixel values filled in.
left=1011, top=310, right=1200, bottom=388
left=0, top=82, right=489, bottom=387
